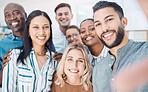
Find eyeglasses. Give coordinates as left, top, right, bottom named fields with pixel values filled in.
left=66, top=34, right=78, bottom=39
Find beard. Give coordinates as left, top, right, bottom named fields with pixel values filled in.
left=98, top=26, right=125, bottom=48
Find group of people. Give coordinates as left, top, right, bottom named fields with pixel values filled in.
left=0, top=0, right=148, bottom=92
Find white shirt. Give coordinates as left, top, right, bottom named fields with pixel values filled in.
left=88, top=46, right=109, bottom=67
left=2, top=49, right=57, bottom=92
left=52, top=29, right=68, bottom=53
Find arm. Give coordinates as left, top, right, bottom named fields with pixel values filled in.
left=2, top=50, right=17, bottom=92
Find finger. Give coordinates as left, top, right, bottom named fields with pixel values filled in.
left=3, top=51, right=12, bottom=60
left=2, top=62, right=8, bottom=69
left=2, top=57, right=11, bottom=64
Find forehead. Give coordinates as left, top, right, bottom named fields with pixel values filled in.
left=94, top=7, right=119, bottom=21
left=56, top=7, right=71, bottom=14
left=81, top=20, right=94, bottom=28
left=4, top=4, right=24, bottom=13
left=67, top=49, right=83, bottom=57
left=66, top=28, right=79, bottom=34
left=30, top=15, right=49, bottom=25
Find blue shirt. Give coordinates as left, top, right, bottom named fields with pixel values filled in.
left=2, top=49, right=57, bottom=92
left=93, top=40, right=148, bottom=92
left=52, top=29, right=68, bottom=53
left=0, top=34, right=23, bottom=70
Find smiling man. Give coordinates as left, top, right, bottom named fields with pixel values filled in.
left=0, top=3, right=27, bottom=87
left=92, top=1, right=148, bottom=92
left=53, top=3, right=73, bottom=53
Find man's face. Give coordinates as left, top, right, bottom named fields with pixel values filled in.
left=94, top=7, right=125, bottom=48
left=4, top=4, right=26, bottom=33
left=55, top=7, right=73, bottom=28
left=66, top=28, right=82, bottom=44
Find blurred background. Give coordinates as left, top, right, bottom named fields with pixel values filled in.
left=0, top=0, right=148, bottom=41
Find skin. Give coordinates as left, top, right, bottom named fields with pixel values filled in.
left=94, top=7, right=128, bottom=59
left=80, top=20, right=104, bottom=56
left=55, top=7, right=73, bottom=35
left=112, top=0, right=148, bottom=91
left=64, top=49, right=85, bottom=85
left=29, top=15, right=51, bottom=70
left=53, top=6, right=73, bottom=61
left=66, top=28, right=83, bottom=44
left=0, top=3, right=27, bottom=86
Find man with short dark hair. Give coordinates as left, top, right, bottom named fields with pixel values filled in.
left=92, top=1, right=148, bottom=92
left=53, top=3, right=73, bottom=53
left=0, top=3, right=27, bottom=87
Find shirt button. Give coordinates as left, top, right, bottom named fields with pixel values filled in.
left=111, top=56, right=114, bottom=59
left=109, top=64, right=112, bottom=67
left=111, top=78, right=115, bottom=81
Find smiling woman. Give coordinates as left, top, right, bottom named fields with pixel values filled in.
left=51, top=42, right=93, bottom=92
left=2, top=10, right=57, bottom=92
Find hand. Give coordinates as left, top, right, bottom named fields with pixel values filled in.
left=53, top=51, right=63, bottom=62
left=2, top=49, right=12, bottom=69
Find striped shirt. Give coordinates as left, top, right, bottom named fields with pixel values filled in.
left=88, top=46, right=109, bottom=67
left=2, top=48, right=57, bottom=92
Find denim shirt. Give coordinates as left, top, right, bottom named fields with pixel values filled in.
left=0, top=34, right=23, bottom=70
left=93, top=40, right=148, bottom=92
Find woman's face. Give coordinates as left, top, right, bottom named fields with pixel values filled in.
left=29, top=15, right=50, bottom=48
left=64, top=49, right=86, bottom=84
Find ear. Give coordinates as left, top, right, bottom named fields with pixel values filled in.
left=121, top=17, right=128, bottom=28
left=55, top=15, right=58, bottom=22
left=71, top=14, right=73, bottom=20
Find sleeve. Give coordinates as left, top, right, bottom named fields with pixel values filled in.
left=2, top=49, right=18, bottom=92
left=92, top=66, right=98, bottom=92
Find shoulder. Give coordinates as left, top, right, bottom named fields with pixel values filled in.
left=0, top=34, right=13, bottom=41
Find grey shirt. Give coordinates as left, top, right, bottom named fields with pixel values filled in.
left=93, top=40, right=148, bottom=92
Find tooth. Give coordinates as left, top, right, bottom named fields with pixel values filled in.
left=12, top=22, right=18, bottom=26
left=86, top=36, right=92, bottom=40
left=70, top=70, right=78, bottom=73
left=104, top=33, right=113, bottom=38
left=38, top=37, right=45, bottom=39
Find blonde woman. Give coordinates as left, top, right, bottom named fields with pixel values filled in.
left=51, top=42, right=93, bottom=92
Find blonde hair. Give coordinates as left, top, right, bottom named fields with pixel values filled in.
left=55, top=42, right=92, bottom=90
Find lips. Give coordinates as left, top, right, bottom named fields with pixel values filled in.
left=10, top=22, right=19, bottom=27
left=85, top=36, right=93, bottom=41
left=69, top=69, right=79, bottom=73
left=37, top=36, right=46, bottom=40
left=102, top=31, right=114, bottom=40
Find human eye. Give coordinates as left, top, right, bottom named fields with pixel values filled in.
left=5, top=13, right=10, bottom=18
left=32, top=26, right=39, bottom=29
left=67, top=58, right=73, bottom=62
left=95, top=23, right=101, bottom=27
left=80, top=30, right=86, bottom=34
left=66, top=35, right=71, bottom=39
left=107, top=18, right=113, bottom=22
left=44, top=25, right=49, bottom=29
left=58, top=13, right=62, bottom=16
left=13, top=11, right=19, bottom=15
left=77, top=59, right=84, bottom=63
left=89, top=27, right=95, bottom=31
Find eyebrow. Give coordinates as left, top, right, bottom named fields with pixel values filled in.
left=88, top=25, right=94, bottom=28
left=67, top=56, right=73, bottom=58
left=94, top=15, right=114, bottom=23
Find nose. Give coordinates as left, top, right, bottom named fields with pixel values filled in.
left=40, top=28, right=45, bottom=35
left=86, top=29, right=91, bottom=35
left=73, top=61, right=78, bottom=67
left=102, top=24, right=109, bottom=32
left=10, top=14, right=16, bottom=20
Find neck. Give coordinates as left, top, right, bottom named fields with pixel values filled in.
left=66, top=77, right=81, bottom=85
left=13, top=31, right=24, bottom=39
left=88, top=42, right=104, bottom=56
left=59, top=26, right=68, bottom=36
left=34, top=45, right=46, bottom=56
left=110, top=32, right=129, bottom=59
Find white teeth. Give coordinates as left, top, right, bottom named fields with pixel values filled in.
left=104, top=33, right=113, bottom=38
left=86, top=36, right=93, bottom=41
left=38, top=37, right=45, bottom=39
left=11, top=22, right=18, bottom=26
left=70, top=70, right=78, bottom=73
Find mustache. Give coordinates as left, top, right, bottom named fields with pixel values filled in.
left=101, top=30, right=116, bottom=38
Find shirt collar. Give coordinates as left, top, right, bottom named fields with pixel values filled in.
left=11, top=34, right=23, bottom=41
